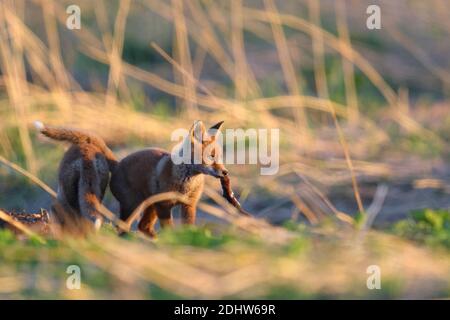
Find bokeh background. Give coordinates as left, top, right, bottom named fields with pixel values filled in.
left=0, top=0, right=449, bottom=299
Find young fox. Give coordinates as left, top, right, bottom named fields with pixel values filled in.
left=110, top=120, right=227, bottom=237
left=34, top=121, right=117, bottom=231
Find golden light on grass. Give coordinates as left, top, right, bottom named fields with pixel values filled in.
left=0, top=0, right=449, bottom=299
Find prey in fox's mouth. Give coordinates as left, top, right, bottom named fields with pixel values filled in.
left=110, top=120, right=235, bottom=238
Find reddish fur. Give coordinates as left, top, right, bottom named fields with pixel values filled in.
left=40, top=126, right=117, bottom=170
left=37, top=124, right=117, bottom=233
left=110, top=121, right=226, bottom=237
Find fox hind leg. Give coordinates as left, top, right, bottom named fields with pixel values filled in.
left=138, top=206, right=158, bottom=238
left=160, top=217, right=174, bottom=228
left=78, top=159, right=103, bottom=226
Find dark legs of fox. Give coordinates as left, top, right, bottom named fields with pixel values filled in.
left=138, top=206, right=158, bottom=237
left=78, top=159, right=105, bottom=228
left=50, top=201, right=93, bottom=235
left=156, top=205, right=173, bottom=229
left=181, top=204, right=196, bottom=225
left=119, top=203, right=173, bottom=237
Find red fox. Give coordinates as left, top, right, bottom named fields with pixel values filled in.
left=34, top=121, right=117, bottom=232
left=110, top=120, right=227, bottom=237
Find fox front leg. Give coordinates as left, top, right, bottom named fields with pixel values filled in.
left=138, top=206, right=158, bottom=238
left=181, top=204, right=196, bottom=225
left=156, top=205, right=174, bottom=229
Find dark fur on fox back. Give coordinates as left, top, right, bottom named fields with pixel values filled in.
left=38, top=124, right=118, bottom=234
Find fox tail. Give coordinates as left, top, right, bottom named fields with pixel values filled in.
left=34, top=121, right=118, bottom=171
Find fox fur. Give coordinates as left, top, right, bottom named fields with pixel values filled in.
left=34, top=121, right=117, bottom=233
left=110, top=121, right=227, bottom=237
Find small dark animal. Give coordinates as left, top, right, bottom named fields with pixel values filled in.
left=220, top=175, right=251, bottom=216
left=35, top=121, right=117, bottom=232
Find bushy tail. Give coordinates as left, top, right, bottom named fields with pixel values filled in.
left=34, top=121, right=118, bottom=171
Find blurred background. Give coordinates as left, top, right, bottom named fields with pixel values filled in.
left=0, top=0, right=449, bottom=299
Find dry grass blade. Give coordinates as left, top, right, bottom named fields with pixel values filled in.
left=290, top=193, right=319, bottom=225
left=264, top=0, right=309, bottom=138
left=231, top=0, right=249, bottom=100
left=363, top=184, right=389, bottom=231
left=125, top=192, right=189, bottom=230
left=1, top=0, right=449, bottom=300
left=91, top=235, right=222, bottom=298
left=150, top=42, right=219, bottom=104
left=0, top=3, right=36, bottom=174
left=0, top=209, right=46, bottom=244
left=294, top=169, right=354, bottom=225
left=201, top=188, right=295, bottom=244
left=243, top=7, right=398, bottom=106
left=335, top=0, right=359, bottom=123
left=172, top=0, right=198, bottom=117
left=309, top=0, right=364, bottom=215
left=0, top=154, right=57, bottom=198
left=145, top=0, right=236, bottom=81
left=105, top=0, right=131, bottom=107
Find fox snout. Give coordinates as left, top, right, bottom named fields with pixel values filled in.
left=197, top=165, right=228, bottom=178
left=212, top=168, right=228, bottom=178
left=213, top=162, right=228, bottom=178
left=216, top=165, right=228, bottom=177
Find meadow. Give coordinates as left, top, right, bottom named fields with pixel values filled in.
left=0, top=0, right=449, bottom=299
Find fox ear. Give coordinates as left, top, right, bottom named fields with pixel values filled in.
left=208, top=121, right=224, bottom=137
left=189, top=120, right=206, bottom=142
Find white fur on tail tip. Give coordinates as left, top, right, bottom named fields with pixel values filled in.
left=94, top=218, right=102, bottom=231
left=33, top=121, right=45, bottom=131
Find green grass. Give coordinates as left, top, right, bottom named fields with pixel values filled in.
left=392, top=209, right=450, bottom=249
left=1, top=219, right=449, bottom=299
left=0, top=225, right=292, bottom=299
left=0, top=0, right=449, bottom=300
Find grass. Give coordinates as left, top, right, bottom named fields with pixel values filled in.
left=1, top=0, right=450, bottom=299
left=392, top=209, right=450, bottom=249
left=0, top=218, right=448, bottom=299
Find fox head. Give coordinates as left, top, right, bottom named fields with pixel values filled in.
left=174, top=120, right=228, bottom=178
